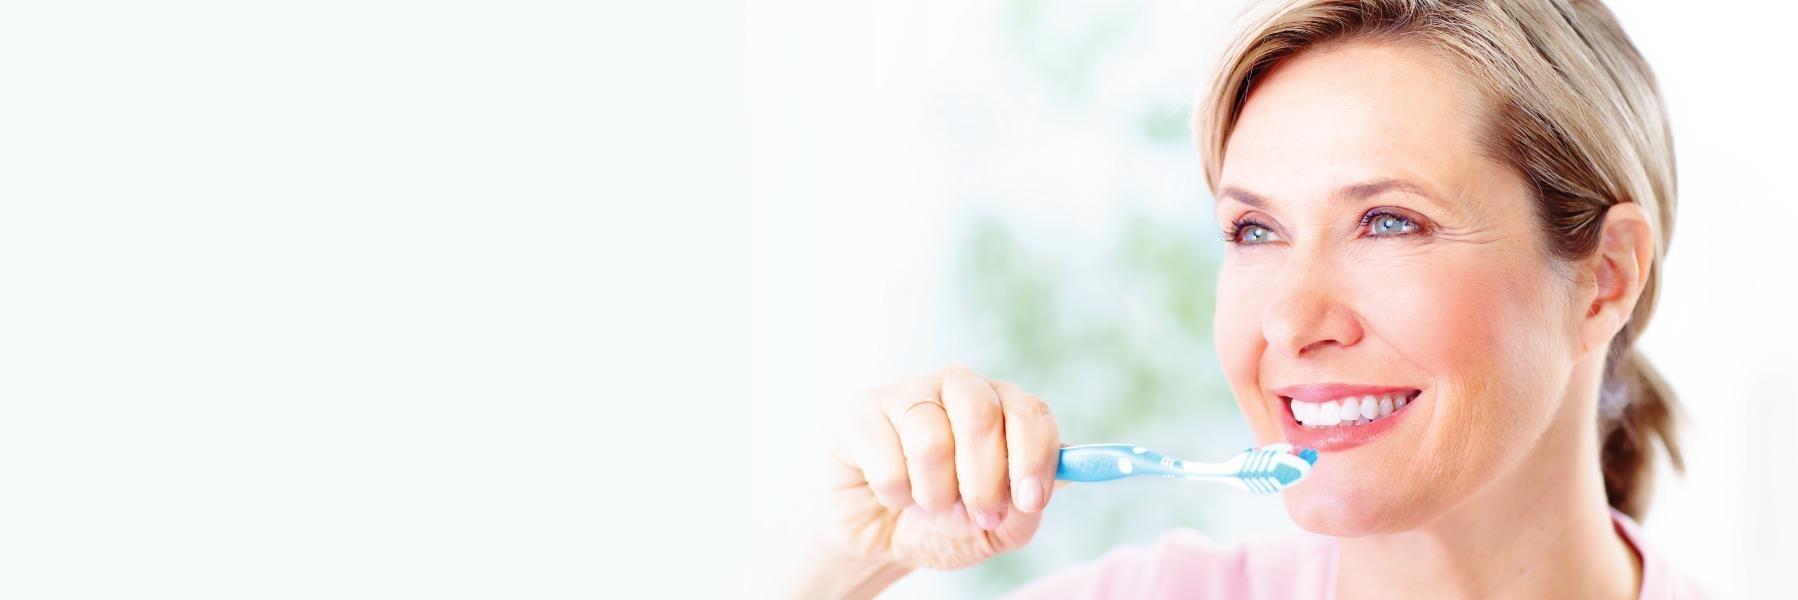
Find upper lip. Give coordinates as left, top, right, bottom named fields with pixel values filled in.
left=1269, top=383, right=1420, bottom=403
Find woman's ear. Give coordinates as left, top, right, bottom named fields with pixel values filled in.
left=1578, top=202, right=1656, bottom=358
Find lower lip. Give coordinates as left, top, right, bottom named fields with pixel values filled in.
left=1279, top=392, right=1423, bottom=452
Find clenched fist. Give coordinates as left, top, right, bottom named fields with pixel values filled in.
left=818, top=364, right=1063, bottom=573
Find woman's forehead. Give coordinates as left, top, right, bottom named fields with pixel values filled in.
left=1218, top=43, right=1503, bottom=214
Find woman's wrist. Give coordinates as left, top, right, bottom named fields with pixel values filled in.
left=782, top=531, right=912, bottom=600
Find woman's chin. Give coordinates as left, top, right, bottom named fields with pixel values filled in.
left=1280, top=464, right=1429, bottom=537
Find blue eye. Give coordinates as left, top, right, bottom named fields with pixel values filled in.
left=1226, top=219, right=1280, bottom=245
left=1365, top=211, right=1420, bottom=237
left=1241, top=224, right=1275, bottom=244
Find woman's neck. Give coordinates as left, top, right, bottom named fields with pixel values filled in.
left=1334, top=366, right=1642, bottom=599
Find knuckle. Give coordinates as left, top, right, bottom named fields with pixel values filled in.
left=907, top=431, right=955, bottom=465
left=957, top=400, right=1002, bottom=431
left=869, top=472, right=906, bottom=492
left=864, top=452, right=905, bottom=480
left=961, top=488, right=1003, bottom=508
left=913, top=470, right=959, bottom=501
left=916, top=492, right=955, bottom=511
left=870, top=477, right=911, bottom=504
left=960, top=470, right=1006, bottom=496
left=1005, top=394, right=1053, bottom=421
left=942, top=370, right=991, bottom=394
left=1008, top=442, right=1053, bottom=468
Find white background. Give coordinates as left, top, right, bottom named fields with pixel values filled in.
left=2, top=1, right=748, bottom=598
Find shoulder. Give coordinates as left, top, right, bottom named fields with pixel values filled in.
left=1003, top=529, right=1337, bottom=600
left=1611, top=509, right=1714, bottom=600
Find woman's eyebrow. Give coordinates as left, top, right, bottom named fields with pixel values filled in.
left=1218, top=185, right=1272, bottom=209
left=1217, top=178, right=1448, bottom=210
left=1340, top=178, right=1449, bottom=210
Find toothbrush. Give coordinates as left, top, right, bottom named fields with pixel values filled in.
left=1055, top=443, right=1319, bottom=493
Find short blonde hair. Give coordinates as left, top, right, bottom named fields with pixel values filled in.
left=1195, top=0, right=1680, bottom=520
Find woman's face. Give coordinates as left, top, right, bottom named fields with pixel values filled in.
left=1214, top=42, right=1582, bottom=536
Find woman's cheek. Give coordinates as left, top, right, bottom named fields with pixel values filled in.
left=1355, top=244, right=1554, bottom=366
left=1358, top=261, right=1505, bottom=373
left=1215, top=269, right=1259, bottom=376
left=1214, top=264, right=1288, bottom=441
left=1357, top=255, right=1561, bottom=441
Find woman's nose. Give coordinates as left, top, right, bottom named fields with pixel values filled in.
left=1262, top=271, right=1365, bottom=358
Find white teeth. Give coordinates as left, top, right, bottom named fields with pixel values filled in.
left=1289, top=392, right=1417, bottom=428
left=1318, top=401, right=1341, bottom=426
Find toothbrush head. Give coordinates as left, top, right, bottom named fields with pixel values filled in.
left=1237, top=443, right=1317, bottom=493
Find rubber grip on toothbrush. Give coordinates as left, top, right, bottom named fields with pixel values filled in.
left=1055, top=444, right=1154, bottom=482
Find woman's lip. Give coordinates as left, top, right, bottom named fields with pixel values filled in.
left=1277, top=389, right=1424, bottom=452
left=1268, top=383, right=1420, bottom=404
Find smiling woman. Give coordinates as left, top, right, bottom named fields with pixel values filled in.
left=1195, top=2, right=1697, bottom=595
left=1199, top=1, right=1681, bottom=533
left=785, top=1, right=1710, bottom=598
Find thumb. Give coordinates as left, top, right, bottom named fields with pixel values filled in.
left=986, top=480, right=1069, bottom=551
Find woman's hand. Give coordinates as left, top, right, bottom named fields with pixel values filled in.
left=811, top=364, right=1063, bottom=582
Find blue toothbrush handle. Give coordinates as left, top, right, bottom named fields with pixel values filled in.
left=1055, top=443, right=1321, bottom=490
left=1055, top=444, right=1170, bottom=482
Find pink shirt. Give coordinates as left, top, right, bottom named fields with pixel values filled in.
left=1004, top=509, right=1709, bottom=599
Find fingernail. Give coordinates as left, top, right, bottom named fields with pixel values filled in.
left=971, top=507, right=1002, bottom=530
left=1016, top=476, right=1044, bottom=512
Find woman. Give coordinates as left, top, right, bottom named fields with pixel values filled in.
left=790, top=0, right=1707, bottom=597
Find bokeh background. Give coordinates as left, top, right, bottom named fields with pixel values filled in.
left=750, top=0, right=1798, bottom=597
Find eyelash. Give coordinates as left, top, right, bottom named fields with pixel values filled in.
left=1359, top=209, right=1426, bottom=237
left=1221, top=217, right=1275, bottom=245
left=1222, top=209, right=1428, bottom=245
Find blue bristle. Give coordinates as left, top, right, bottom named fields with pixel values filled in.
left=1273, top=463, right=1304, bottom=486
left=1298, top=448, right=1318, bottom=465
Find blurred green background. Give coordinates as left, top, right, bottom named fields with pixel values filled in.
left=919, top=0, right=1293, bottom=595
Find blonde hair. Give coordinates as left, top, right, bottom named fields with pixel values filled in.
left=1196, top=0, right=1680, bottom=520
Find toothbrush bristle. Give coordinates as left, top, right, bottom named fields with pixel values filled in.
left=1232, top=447, right=1315, bottom=492
left=1297, top=447, right=1319, bottom=465
left=1272, top=462, right=1304, bottom=486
